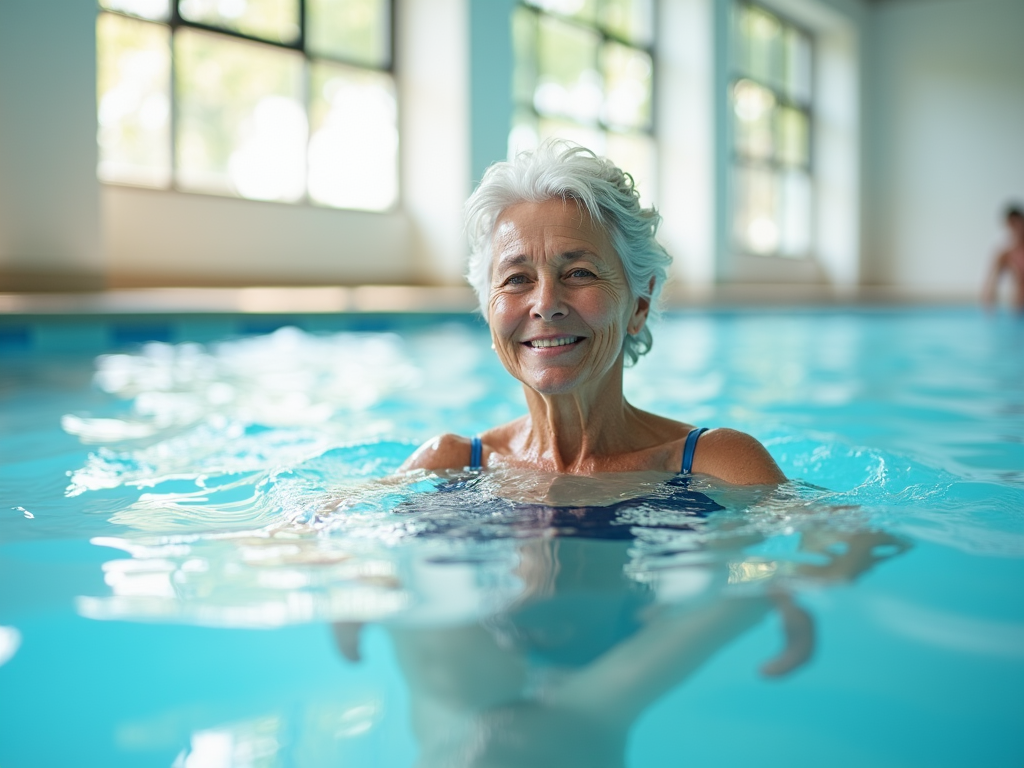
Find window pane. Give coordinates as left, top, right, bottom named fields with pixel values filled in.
left=599, top=0, right=653, bottom=46
left=99, top=0, right=170, bottom=21
left=97, top=13, right=172, bottom=187
left=538, top=117, right=605, bottom=155
left=784, top=27, right=812, bottom=105
left=178, top=0, right=299, bottom=45
left=175, top=29, right=306, bottom=201
left=738, top=4, right=782, bottom=87
left=536, top=15, right=602, bottom=124
left=780, top=169, right=811, bottom=256
left=509, top=108, right=540, bottom=158
left=512, top=6, right=539, bottom=107
left=605, top=131, right=655, bottom=205
left=776, top=105, right=808, bottom=167
left=732, top=6, right=812, bottom=259
left=733, top=78, right=775, bottom=160
left=510, top=3, right=656, bottom=195
left=734, top=164, right=779, bottom=255
left=308, top=0, right=390, bottom=69
left=524, top=0, right=597, bottom=25
left=731, top=2, right=747, bottom=73
left=308, top=61, right=397, bottom=211
left=601, top=41, right=652, bottom=131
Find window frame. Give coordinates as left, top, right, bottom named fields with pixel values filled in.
left=511, top=0, right=657, bottom=163
left=96, top=0, right=397, bottom=211
left=729, top=0, right=814, bottom=259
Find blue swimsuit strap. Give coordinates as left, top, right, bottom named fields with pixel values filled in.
left=681, top=427, right=708, bottom=475
left=469, top=435, right=483, bottom=470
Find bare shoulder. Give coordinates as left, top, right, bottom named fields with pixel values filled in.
left=399, top=433, right=473, bottom=472
left=690, top=427, right=786, bottom=485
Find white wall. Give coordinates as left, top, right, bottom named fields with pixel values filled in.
left=397, top=0, right=471, bottom=285
left=863, top=0, right=1024, bottom=294
left=104, top=186, right=414, bottom=285
left=0, top=0, right=470, bottom=290
left=0, top=0, right=104, bottom=290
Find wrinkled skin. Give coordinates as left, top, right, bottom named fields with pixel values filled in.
left=487, top=197, right=646, bottom=398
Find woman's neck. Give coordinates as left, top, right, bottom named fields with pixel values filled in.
left=518, top=364, right=647, bottom=472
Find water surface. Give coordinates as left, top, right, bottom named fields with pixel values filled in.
left=1, top=309, right=1022, bottom=767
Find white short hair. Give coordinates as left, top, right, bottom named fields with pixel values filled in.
left=464, top=141, right=672, bottom=365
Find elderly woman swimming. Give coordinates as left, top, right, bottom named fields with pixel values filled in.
left=402, top=142, right=784, bottom=485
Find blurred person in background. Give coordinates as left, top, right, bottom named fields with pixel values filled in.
left=983, top=204, right=1024, bottom=312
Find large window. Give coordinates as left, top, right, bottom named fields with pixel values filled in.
left=731, top=2, right=812, bottom=257
left=97, top=0, right=397, bottom=211
left=510, top=0, right=656, bottom=200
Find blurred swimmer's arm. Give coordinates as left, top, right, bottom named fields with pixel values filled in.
left=795, top=528, right=910, bottom=582
left=983, top=249, right=1009, bottom=306
left=333, top=621, right=363, bottom=662
left=398, top=433, right=475, bottom=473
left=691, top=428, right=786, bottom=485
left=548, top=592, right=811, bottom=722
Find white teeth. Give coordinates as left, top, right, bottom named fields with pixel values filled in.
left=529, top=337, right=579, bottom=348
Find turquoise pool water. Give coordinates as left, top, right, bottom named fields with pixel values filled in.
left=1, top=308, right=1022, bottom=767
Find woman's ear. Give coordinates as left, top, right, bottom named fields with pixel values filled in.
left=628, top=278, right=656, bottom=335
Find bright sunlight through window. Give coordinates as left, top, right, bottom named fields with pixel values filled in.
left=731, top=2, right=812, bottom=258
left=97, top=0, right=397, bottom=212
left=510, top=0, right=656, bottom=203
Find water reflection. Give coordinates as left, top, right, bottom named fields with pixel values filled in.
left=72, top=468, right=909, bottom=765
left=323, top=475, right=907, bottom=768
left=0, top=626, right=21, bottom=667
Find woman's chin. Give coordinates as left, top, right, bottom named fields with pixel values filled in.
left=529, top=382, right=578, bottom=397
left=513, top=355, right=623, bottom=397
left=518, top=367, right=588, bottom=396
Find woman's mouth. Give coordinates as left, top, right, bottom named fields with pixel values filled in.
left=526, top=336, right=583, bottom=348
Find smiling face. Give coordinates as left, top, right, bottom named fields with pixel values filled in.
left=487, top=197, right=649, bottom=396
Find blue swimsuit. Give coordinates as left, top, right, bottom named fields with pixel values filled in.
left=453, top=428, right=716, bottom=664
left=448, top=427, right=720, bottom=541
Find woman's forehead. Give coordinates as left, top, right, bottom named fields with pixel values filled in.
left=492, top=199, right=611, bottom=256
left=496, top=197, right=590, bottom=227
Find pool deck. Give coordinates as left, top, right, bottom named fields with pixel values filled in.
left=0, top=284, right=977, bottom=316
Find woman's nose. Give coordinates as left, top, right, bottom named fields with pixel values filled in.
left=532, top=277, right=567, bottom=321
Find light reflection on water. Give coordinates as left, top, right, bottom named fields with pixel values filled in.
left=77, top=468, right=891, bottom=630
left=2, top=309, right=1022, bottom=767
left=56, top=313, right=1024, bottom=646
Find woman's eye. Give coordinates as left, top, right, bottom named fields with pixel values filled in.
left=567, top=268, right=595, bottom=279
left=502, top=274, right=528, bottom=286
